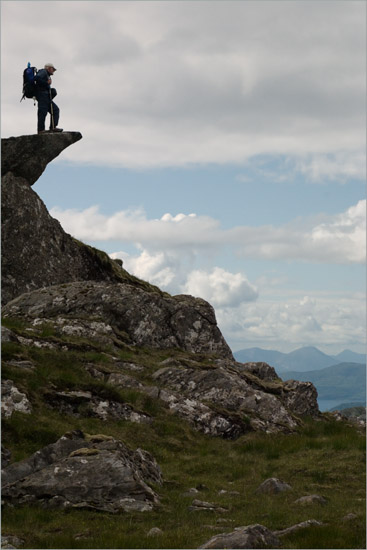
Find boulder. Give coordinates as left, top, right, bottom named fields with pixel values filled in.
left=199, top=524, right=280, bottom=549
left=281, top=379, right=319, bottom=417
left=239, top=362, right=279, bottom=382
left=294, top=494, right=327, bottom=506
left=189, top=499, right=228, bottom=513
left=1, top=431, right=162, bottom=513
left=147, top=528, right=163, bottom=537
left=255, top=477, right=292, bottom=495
left=1, top=380, right=32, bottom=418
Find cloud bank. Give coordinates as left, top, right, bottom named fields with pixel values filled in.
left=2, top=1, right=365, bottom=175
left=51, top=200, right=366, bottom=266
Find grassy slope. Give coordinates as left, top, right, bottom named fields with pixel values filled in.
left=1, top=319, right=366, bottom=550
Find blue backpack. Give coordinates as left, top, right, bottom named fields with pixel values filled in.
left=21, top=62, right=37, bottom=101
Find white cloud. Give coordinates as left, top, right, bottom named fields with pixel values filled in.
left=297, top=152, right=367, bottom=183
left=310, top=200, right=366, bottom=263
left=51, top=200, right=366, bottom=265
left=111, top=248, right=179, bottom=290
left=236, top=151, right=366, bottom=184
left=2, top=1, right=365, bottom=174
left=110, top=250, right=258, bottom=308
left=183, top=267, right=258, bottom=307
left=218, top=290, right=366, bottom=354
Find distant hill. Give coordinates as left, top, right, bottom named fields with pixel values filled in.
left=276, top=346, right=337, bottom=372
left=234, top=347, right=285, bottom=366
left=332, top=349, right=366, bottom=363
left=330, top=402, right=366, bottom=412
left=282, top=362, right=366, bottom=402
left=234, top=346, right=365, bottom=373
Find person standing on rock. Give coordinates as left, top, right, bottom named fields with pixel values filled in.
left=35, top=63, right=63, bottom=134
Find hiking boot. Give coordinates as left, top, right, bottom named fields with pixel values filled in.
left=49, top=127, right=63, bottom=132
left=38, top=130, right=48, bottom=134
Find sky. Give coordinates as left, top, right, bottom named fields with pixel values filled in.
left=1, top=1, right=366, bottom=355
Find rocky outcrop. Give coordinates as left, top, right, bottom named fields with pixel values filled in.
left=2, top=132, right=320, bottom=443
left=1, top=380, right=32, bottom=418
left=2, top=170, right=129, bottom=305
left=2, top=290, right=320, bottom=436
left=1, top=431, right=162, bottom=513
left=1, top=133, right=82, bottom=186
left=1, top=133, right=163, bottom=305
left=2, top=281, right=233, bottom=358
left=151, top=360, right=313, bottom=433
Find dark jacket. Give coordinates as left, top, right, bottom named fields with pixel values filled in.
left=35, top=68, right=51, bottom=93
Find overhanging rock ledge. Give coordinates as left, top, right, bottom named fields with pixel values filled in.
left=1, top=132, right=82, bottom=186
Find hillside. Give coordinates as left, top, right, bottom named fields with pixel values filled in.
left=1, top=134, right=365, bottom=550
left=334, top=350, right=366, bottom=363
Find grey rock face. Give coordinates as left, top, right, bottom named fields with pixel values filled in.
left=199, top=524, right=280, bottom=549
left=1, top=326, right=19, bottom=343
left=1, top=133, right=82, bottom=186
left=1, top=380, right=32, bottom=418
left=2, top=431, right=162, bottom=513
left=1, top=172, right=128, bottom=305
left=281, top=379, right=319, bottom=417
left=2, top=281, right=233, bottom=358
left=239, top=362, right=279, bottom=382
left=153, top=364, right=299, bottom=433
left=43, top=389, right=152, bottom=424
left=274, top=519, right=322, bottom=537
left=1, top=446, right=12, bottom=468
left=1, top=535, right=25, bottom=549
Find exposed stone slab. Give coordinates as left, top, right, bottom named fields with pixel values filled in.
left=2, top=281, right=233, bottom=358
left=2, top=431, right=162, bottom=513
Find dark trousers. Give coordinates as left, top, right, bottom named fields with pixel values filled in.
left=36, top=91, right=60, bottom=131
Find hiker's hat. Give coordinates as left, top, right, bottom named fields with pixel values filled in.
left=45, top=63, right=57, bottom=70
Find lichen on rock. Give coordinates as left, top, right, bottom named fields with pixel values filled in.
left=1, top=431, right=162, bottom=513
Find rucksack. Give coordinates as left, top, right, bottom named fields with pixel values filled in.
left=20, top=62, right=37, bottom=101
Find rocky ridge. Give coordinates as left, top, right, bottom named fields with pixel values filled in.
left=1, top=134, right=339, bottom=548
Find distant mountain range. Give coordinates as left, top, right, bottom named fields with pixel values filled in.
left=234, top=346, right=365, bottom=372
left=281, top=363, right=366, bottom=402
